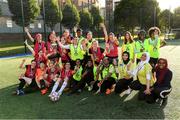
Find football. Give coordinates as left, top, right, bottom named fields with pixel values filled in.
left=50, top=92, right=59, bottom=102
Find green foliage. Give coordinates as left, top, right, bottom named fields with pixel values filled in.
left=62, top=2, right=80, bottom=30
left=41, top=0, right=62, bottom=30
left=173, top=7, right=180, bottom=28
left=7, top=0, right=40, bottom=27
left=90, top=5, right=103, bottom=30
left=79, top=9, right=93, bottom=31
left=114, top=0, right=160, bottom=32
left=65, top=0, right=72, bottom=5
left=172, top=7, right=180, bottom=38
left=159, top=9, right=173, bottom=32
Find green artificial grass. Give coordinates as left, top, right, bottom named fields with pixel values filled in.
left=0, top=48, right=180, bottom=119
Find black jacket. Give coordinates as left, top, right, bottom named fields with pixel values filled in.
left=154, top=69, right=173, bottom=88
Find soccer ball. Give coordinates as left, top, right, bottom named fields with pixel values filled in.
left=50, top=92, right=60, bottom=102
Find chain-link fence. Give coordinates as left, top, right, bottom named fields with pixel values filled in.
left=0, top=0, right=180, bottom=57
left=0, top=0, right=102, bottom=56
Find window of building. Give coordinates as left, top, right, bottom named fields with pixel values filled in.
left=38, top=23, right=41, bottom=28
left=6, top=20, right=12, bottom=28
left=30, top=23, right=35, bottom=29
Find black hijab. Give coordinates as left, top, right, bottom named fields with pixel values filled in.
left=122, top=51, right=130, bottom=65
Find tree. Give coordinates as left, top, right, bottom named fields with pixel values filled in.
left=90, top=5, right=103, bottom=30
left=114, top=0, right=160, bottom=32
left=159, top=9, right=173, bottom=33
left=79, top=9, right=93, bottom=31
left=140, top=0, right=160, bottom=30
left=41, top=0, right=62, bottom=30
left=114, top=0, right=138, bottom=32
left=173, top=7, right=180, bottom=28
left=7, top=0, right=40, bottom=27
left=172, top=7, right=180, bottom=38
left=61, top=0, right=80, bottom=30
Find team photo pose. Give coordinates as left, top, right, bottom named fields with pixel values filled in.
left=25, top=28, right=46, bottom=54
left=89, top=40, right=105, bottom=65
left=129, top=52, right=155, bottom=103
left=61, top=29, right=73, bottom=44
left=45, top=60, right=60, bottom=88
left=122, top=31, right=135, bottom=63
left=15, top=59, right=37, bottom=95
left=101, top=23, right=119, bottom=60
left=150, top=58, right=173, bottom=106
left=49, top=62, right=73, bottom=101
left=35, top=62, right=49, bottom=95
left=69, top=60, right=94, bottom=94
left=69, top=59, right=83, bottom=93
left=114, top=51, right=134, bottom=95
left=58, top=37, right=85, bottom=69
left=135, top=30, right=149, bottom=64
left=24, top=40, right=47, bottom=68
left=95, top=57, right=117, bottom=94
left=46, top=32, right=61, bottom=63
left=58, top=31, right=71, bottom=64
left=76, top=28, right=85, bottom=43
left=11, top=20, right=173, bottom=108
left=147, top=27, right=161, bottom=67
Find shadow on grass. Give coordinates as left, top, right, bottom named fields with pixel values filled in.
left=0, top=85, right=165, bottom=119
left=121, top=92, right=165, bottom=119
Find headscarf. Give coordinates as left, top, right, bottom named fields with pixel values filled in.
left=155, top=58, right=168, bottom=84
left=132, top=52, right=150, bottom=76
left=139, top=52, right=150, bottom=66
left=122, top=51, right=130, bottom=65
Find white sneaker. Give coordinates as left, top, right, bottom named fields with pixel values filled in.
left=95, top=89, right=100, bottom=94
left=24, top=40, right=28, bottom=45
left=48, top=93, right=53, bottom=98
left=125, top=88, right=132, bottom=95
left=88, top=85, right=93, bottom=91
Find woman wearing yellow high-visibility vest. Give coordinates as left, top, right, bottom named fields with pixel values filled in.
left=122, top=31, right=135, bottom=63
left=82, top=31, right=95, bottom=66
left=93, top=57, right=117, bottom=94
left=114, top=51, right=134, bottom=95
left=69, top=59, right=83, bottom=94
left=57, top=37, right=85, bottom=69
left=76, top=28, right=85, bottom=44
left=147, top=27, right=161, bottom=67
left=135, top=30, right=149, bottom=64
left=129, top=52, right=155, bottom=103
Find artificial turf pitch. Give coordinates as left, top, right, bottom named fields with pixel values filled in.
left=0, top=46, right=180, bottom=119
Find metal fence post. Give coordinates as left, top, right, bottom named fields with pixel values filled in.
left=42, top=0, right=47, bottom=41
left=20, top=0, right=27, bottom=53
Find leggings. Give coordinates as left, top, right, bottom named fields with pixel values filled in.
left=115, top=78, right=133, bottom=94
left=18, top=78, right=39, bottom=93
left=151, top=86, right=172, bottom=99
left=129, top=80, right=154, bottom=103
left=70, top=73, right=94, bottom=93
left=100, top=77, right=116, bottom=93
